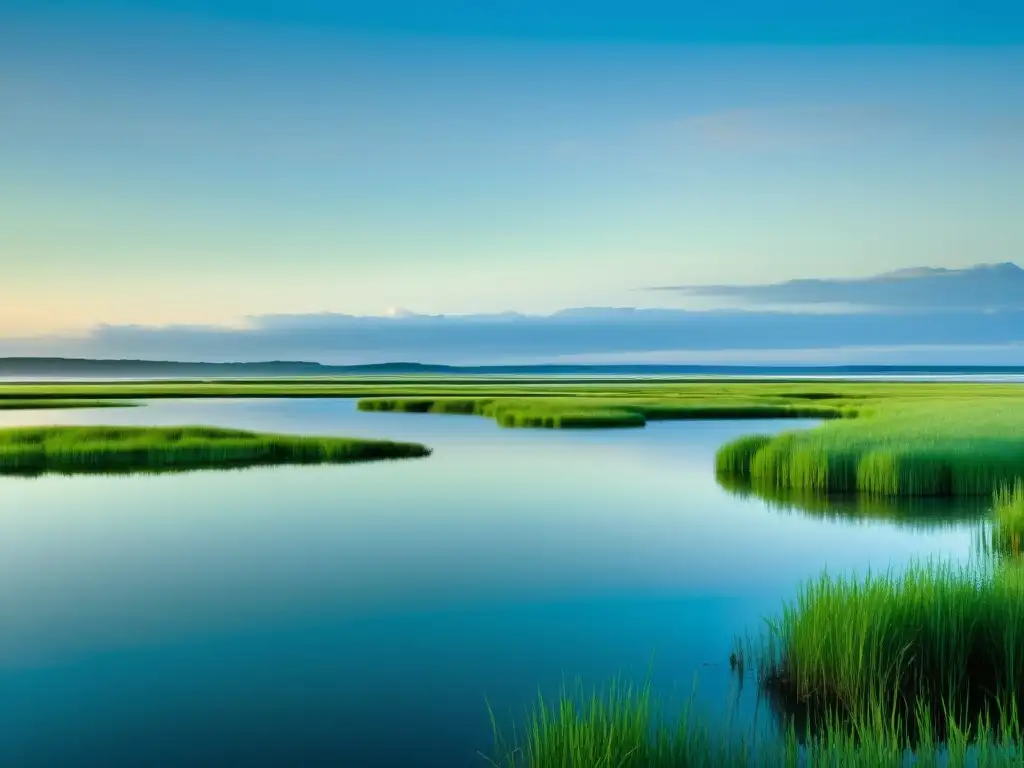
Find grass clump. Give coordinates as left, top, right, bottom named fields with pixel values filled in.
left=357, top=396, right=650, bottom=427
left=753, top=560, right=1024, bottom=744
left=990, top=482, right=1024, bottom=559
left=716, top=399, right=1024, bottom=497
left=357, top=397, right=489, bottom=415
left=489, top=403, right=647, bottom=429
left=358, top=396, right=843, bottom=430
left=486, top=677, right=1024, bottom=767
left=359, top=396, right=650, bottom=428
left=0, top=425, right=430, bottom=476
left=715, top=435, right=774, bottom=479
left=0, top=399, right=136, bottom=410
left=486, top=679, right=794, bottom=768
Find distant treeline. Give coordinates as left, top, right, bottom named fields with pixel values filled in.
left=3, top=357, right=1024, bottom=379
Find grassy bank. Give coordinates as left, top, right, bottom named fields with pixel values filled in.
left=0, top=379, right=1017, bottom=433
left=716, top=398, right=1024, bottom=497
left=487, top=679, right=791, bottom=768
left=358, top=395, right=846, bottom=429
left=0, top=399, right=135, bottom=410
left=0, top=379, right=867, bottom=426
left=487, top=677, right=1024, bottom=767
left=989, top=482, right=1024, bottom=559
left=5, top=380, right=1024, bottom=497
left=0, top=425, right=430, bottom=476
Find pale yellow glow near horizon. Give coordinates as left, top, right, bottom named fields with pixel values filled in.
left=0, top=306, right=86, bottom=337
left=0, top=252, right=692, bottom=336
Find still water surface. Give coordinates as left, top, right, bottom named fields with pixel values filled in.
left=0, top=399, right=985, bottom=766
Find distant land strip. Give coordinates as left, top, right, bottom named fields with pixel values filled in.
left=4, top=357, right=1024, bottom=379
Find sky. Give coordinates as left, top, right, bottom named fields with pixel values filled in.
left=2, top=1, right=1023, bottom=362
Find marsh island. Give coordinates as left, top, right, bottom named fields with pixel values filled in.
left=0, top=425, right=431, bottom=476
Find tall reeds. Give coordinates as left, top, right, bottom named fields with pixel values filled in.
left=716, top=401, right=1024, bottom=497
left=486, top=678, right=799, bottom=768
left=990, top=481, right=1024, bottom=559
left=358, top=397, right=845, bottom=429
left=753, top=561, right=1024, bottom=743
left=486, top=677, right=1024, bottom=767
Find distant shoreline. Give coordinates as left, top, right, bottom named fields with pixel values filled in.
left=4, top=357, right=1024, bottom=381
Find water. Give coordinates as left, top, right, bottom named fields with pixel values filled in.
left=0, top=400, right=986, bottom=767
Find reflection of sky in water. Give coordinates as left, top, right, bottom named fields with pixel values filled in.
left=0, top=400, right=984, bottom=767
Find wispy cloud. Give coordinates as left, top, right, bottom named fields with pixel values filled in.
left=647, top=263, right=1024, bottom=310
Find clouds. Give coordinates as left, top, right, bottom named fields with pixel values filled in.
left=648, top=262, right=1024, bottom=310
left=4, top=305, right=1024, bottom=365
left=5, top=33, right=1023, bottom=331
left=4, top=263, right=1011, bottom=365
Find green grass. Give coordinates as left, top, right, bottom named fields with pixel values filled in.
left=358, top=396, right=649, bottom=428
left=6, top=380, right=1024, bottom=498
left=988, top=482, right=1024, bottom=559
left=0, top=399, right=136, bottom=410
left=357, top=397, right=488, bottom=415
left=750, top=560, right=1024, bottom=744
left=0, top=378, right=1014, bottom=435
left=485, top=677, right=1024, bottom=767
left=486, top=678, right=796, bottom=768
left=358, top=396, right=845, bottom=429
left=716, top=398, right=1024, bottom=497
left=0, top=425, right=431, bottom=476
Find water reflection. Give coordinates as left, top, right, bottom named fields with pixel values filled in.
left=0, top=401, right=988, bottom=766
left=717, top=475, right=989, bottom=531
left=0, top=455, right=426, bottom=479
left=973, top=521, right=1024, bottom=566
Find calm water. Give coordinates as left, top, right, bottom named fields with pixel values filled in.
left=0, top=400, right=986, bottom=767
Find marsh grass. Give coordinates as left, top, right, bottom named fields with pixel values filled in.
left=751, top=560, right=1024, bottom=746
left=357, top=397, right=489, bottom=415
left=0, top=425, right=430, bottom=476
left=988, top=482, right=1024, bottom=559
left=9, top=381, right=1024, bottom=498
left=0, top=399, right=136, bottom=410
left=485, top=678, right=797, bottom=768
left=485, top=677, right=1024, bottom=767
left=359, top=396, right=652, bottom=428
left=716, top=400, right=1024, bottom=497
left=358, top=396, right=844, bottom=429
left=489, top=403, right=648, bottom=429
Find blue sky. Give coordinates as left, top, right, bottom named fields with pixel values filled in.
left=11, top=1, right=1023, bottom=44
left=2, top=1, right=1023, bottom=363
